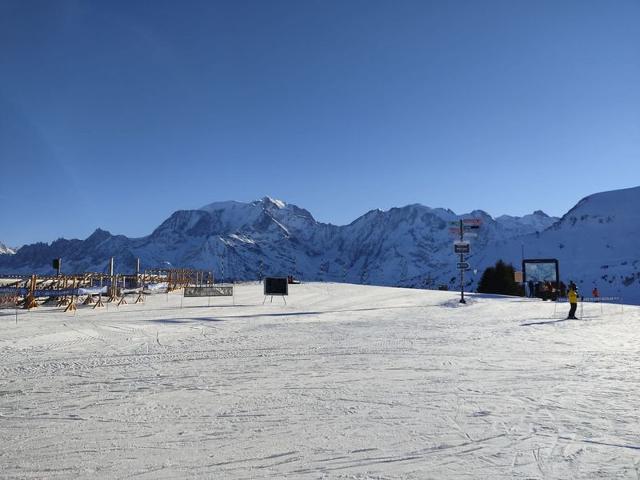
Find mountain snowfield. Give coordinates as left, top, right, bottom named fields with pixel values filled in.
left=482, top=186, right=640, bottom=303
left=0, top=283, right=638, bottom=478
left=1, top=186, right=639, bottom=303
left=0, top=241, right=15, bottom=255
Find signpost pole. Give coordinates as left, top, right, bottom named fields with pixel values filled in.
left=451, top=218, right=479, bottom=304
left=459, top=220, right=465, bottom=304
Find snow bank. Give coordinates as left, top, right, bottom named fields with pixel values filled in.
left=1, top=283, right=638, bottom=478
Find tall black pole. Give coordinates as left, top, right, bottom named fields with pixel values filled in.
left=459, top=219, right=466, bottom=304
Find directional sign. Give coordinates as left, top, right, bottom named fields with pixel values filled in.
left=449, top=228, right=478, bottom=238
left=449, top=225, right=480, bottom=232
left=454, top=244, right=470, bottom=254
left=454, top=242, right=470, bottom=254
left=457, top=262, right=470, bottom=270
left=462, top=218, right=482, bottom=226
left=450, top=218, right=482, bottom=226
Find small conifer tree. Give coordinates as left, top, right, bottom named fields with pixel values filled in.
left=477, top=260, right=523, bottom=296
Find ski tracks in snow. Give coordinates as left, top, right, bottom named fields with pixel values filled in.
left=1, top=285, right=640, bottom=478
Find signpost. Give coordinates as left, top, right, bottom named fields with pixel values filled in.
left=450, top=218, right=482, bottom=304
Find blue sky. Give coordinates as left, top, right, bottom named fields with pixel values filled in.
left=1, top=0, right=639, bottom=246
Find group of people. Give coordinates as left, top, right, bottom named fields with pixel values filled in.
left=527, top=280, right=564, bottom=300
left=527, top=279, right=600, bottom=320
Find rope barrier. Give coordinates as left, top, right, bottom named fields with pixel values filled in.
left=579, top=296, right=622, bottom=303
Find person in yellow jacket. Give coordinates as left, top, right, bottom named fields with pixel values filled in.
left=567, top=286, right=579, bottom=319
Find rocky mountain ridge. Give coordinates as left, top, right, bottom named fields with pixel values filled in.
left=2, top=187, right=639, bottom=303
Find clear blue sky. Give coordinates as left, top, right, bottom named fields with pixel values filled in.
left=1, top=0, right=639, bottom=247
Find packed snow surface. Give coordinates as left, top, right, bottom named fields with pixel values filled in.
left=1, top=283, right=639, bottom=479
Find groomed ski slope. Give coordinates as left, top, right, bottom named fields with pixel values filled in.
left=1, top=283, right=638, bottom=479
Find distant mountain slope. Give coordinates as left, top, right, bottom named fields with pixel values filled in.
left=482, top=186, right=640, bottom=303
left=5, top=189, right=639, bottom=304
left=0, top=241, right=15, bottom=255
left=495, top=210, right=556, bottom=237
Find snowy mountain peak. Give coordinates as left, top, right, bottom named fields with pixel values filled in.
left=86, top=228, right=113, bottom=243
left=200, top=200, right=248, bottom=213
left=0, top=241, right=16, bottom=255
left=467, top=209, right=492, bottom=219
left=201, top=197, right=288, bottom=215
left=495, top=210, right=559, bottom=236
left=261, top=196, right=286, bottom=209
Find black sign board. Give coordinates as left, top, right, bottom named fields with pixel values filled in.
left=454, top=243, right=470, bottom=254
left=264, top=277, right=288, bottom=296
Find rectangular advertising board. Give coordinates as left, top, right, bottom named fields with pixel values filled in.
left=184, top=286, right=234, bottom=297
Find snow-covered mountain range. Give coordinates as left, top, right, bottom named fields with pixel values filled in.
left=1, top=187, right=639, bottom=303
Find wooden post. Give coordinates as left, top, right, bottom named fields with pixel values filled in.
left=118, top=276, right=128, bottom=306
left=64, top=278, right=77, bottom=313
left=24, top=274, right=38, bottom=309
left=135, top=270, right=145, bottom=304
left=93, top=290, right=105, bottom=309
left=57, top=277, right=70, bottom=306
left=107, top=257, right=118, bottom=301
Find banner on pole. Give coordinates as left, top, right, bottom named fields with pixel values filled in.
left=184, top=286, right=233, bottom=297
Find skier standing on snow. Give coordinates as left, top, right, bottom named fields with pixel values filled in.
left=567, top=285, right=579, bottom=319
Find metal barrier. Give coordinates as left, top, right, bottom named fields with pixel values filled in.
left=552, top=296, right=624, bottom=318
left=579, top=296, right=624, bottom=317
